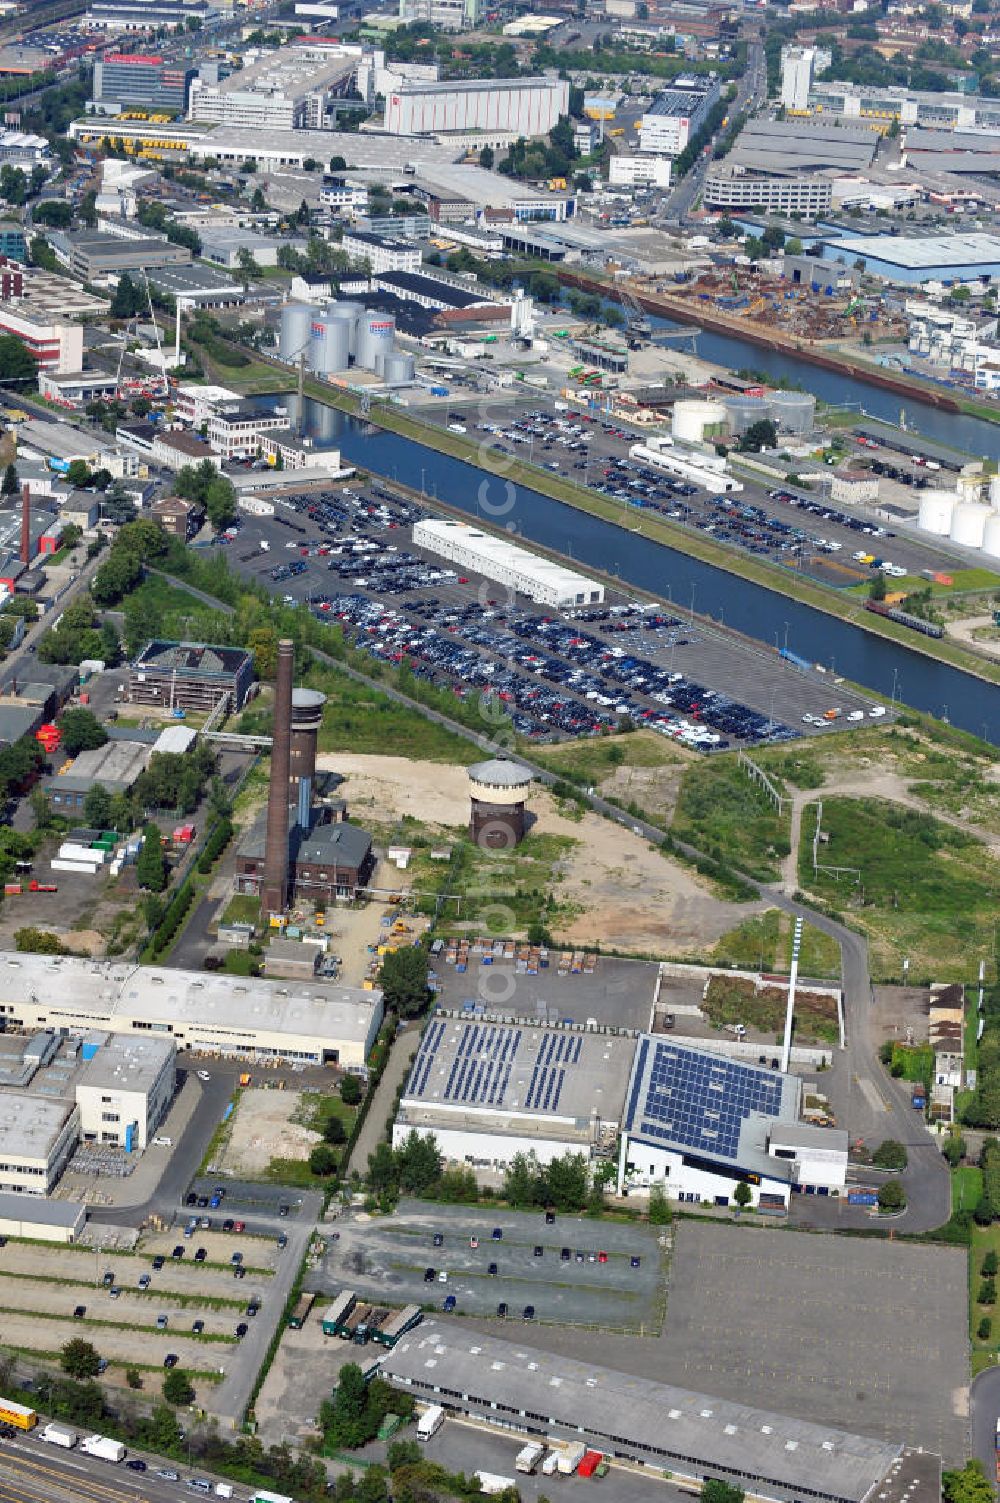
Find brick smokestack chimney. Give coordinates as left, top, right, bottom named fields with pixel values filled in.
left=19, top=482, right=30, bottom=566
left=259, top=638, right=294, bottom=917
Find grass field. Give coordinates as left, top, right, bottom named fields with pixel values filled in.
left=672, top=758, right=791, bottom=882
left=798, top=796, right=1000, bottom=982
left=533, top=731, right=687, bottom=786
left=710, top=909, right=841, bottom=979
left=419, top=828, right=579, bottom=936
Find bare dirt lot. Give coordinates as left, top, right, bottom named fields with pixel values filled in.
left=254, top=1311, right=360, bottom=1447
left=317, top=754, right=761, bottom=955
left=216, top=1089, right=319, bottom=1179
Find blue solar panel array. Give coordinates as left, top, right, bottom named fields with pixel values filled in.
left=629, top=1040, right=785, bottom=1163
left=405, top=1021, right=585, bottom=1113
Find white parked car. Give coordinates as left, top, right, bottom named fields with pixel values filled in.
left=152, top=1136, right=172, bottom=1148
left=847, top=710, right=865, bottom=721
left=869, top=706, right=887, bottom=718
left=197, top=1070, right=211, bottom=1082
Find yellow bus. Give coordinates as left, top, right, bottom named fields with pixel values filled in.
left=0, top=1399, right=38, bottom=1431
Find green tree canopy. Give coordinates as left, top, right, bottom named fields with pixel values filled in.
left=136, top=822, right=167, bottom=892
left=162, top=1368, right=195, bottom=1406
left=378, top=946, right=431, bottom=1018
left=58, top=707, right=108, bottom=756
left=61, top=1338, right=101, bottom=1379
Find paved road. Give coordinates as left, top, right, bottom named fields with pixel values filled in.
left=345, top=1022, right=420, bottom=1179
left=971, top=1366, right=1000, bottom=1486
left=0, top=1425, right=242, bottom=1503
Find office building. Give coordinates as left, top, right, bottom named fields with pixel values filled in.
left=187, top=43, right=355, bottom=130
left=780, top=45, right=816, bottom=111
left=91, top=52, right=194, bottom=117
left=393, top=1014, right=633, bottom=1176
left=608, top=155, right=672, bottom=188
left=382, top=1324, right=925, bottom=1503
left=384, top=76, right=568, bottom=140
left=704, top=165, right=832, bottom=216
left=64, top=231, right=191, bottom=281
left=0, top=1092, right=79, bottom=1195
left=397, top=0, right=482, bottom=29
left=616, top=1036, right=846, bottom=1209
left=74, top=1033, right=176, bottom=1150
left=0, top=953, right=383, bottom=1070
left=150, top=430, right=220, bottom=472
left=341, top=229, right=421, bottom=275
left=205, top=402, right=287, bottom=460
left=128, top=639, right=254, bottom=713
left=639, top=76, right=720, bottom=156
left=0, top=304, right=82, bottom=375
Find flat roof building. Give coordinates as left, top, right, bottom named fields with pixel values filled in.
left=381, top=1323, right=921, bottom=1503
left=413, top=517, right=604, bottom=608
left=0, top=1090, right=79, bottom=1195
left=41, top=737, right=152, bottom=814
left=639, top=75, right=720, bottom=157
left=728, top=119, right=877, bottom=175
left=128, top=639, right=254, bottom=713
left=0, top=1192, right=85, bottom=1243
left=823, top=231, right=1000, bottom=285
left=0, top=953, right=383, bottom=1069
left=383, top=76, right=568, bottom=142
left=393, top=1013, right=633, bottom=1175
left=64, top=231, right=192, bottom=280
left=74, top=1032, right=176, bottom=1151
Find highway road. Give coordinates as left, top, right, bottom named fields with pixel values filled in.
left=661, top=40, right=766, bottom=225
left=0, top=1428, right=236, bottom=1503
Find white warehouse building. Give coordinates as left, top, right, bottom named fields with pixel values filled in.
left=74, top=1033, right=176, bottom=1151
left=384, top=76, right=568, bottom=139
left=393, top=1013, right=634, bottom=1178
left=413, top=518, right=604, bottom=608
left=0, top=1093, right=79, bottom=1196
left=617, top=1036, right=848, bottom=1210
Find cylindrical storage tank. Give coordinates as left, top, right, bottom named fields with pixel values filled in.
left=983, top=513, right=1000, bottom=558
left=723, top=395, right=768, bottom=436
left=917, top=489, right=958, bottom=536
left=328, top=300, right=365, bottom=357
left=381, top=352, right=415, bottom=384
left=671, top=399, right=728, bottom=444
left=308, top=308, right=350, bottom=375
left=766, top=390, right=816, bottom=435
left=278, top=302, right=314, bottom=362
left=355, top=312, right=395, bottom=372
left=990, top=476, right=1000, bottom=511
left=950, top=500, right=989, bottom=549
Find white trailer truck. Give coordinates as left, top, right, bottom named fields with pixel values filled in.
left=416, top=1404, right=444, bottom=1441
left=39, top=1424, right=76, bottom=1449
left=557, top=1441, right=587, bottom=1475
left=515, top=1443, right=545, bottom=1474
left=474, top=1472, right=517, bottom=1495
left=80, top=1435, right=126, bottom=1463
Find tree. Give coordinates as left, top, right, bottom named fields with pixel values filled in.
left=943, top=1134, right=967, bottom=1167
left=162, top=1367, right=195, bottom=1406
left=366, top=1141, right=399, bottom=1196
left=110, top=272, right=143, bottom=320
left=479, top=145, right=494, bottom=168
left=877, top=1179, right=906, bottom=1212
left=126, top=1366, right=143, bottom=1389
left=701, top=1483, right=744, bottom=1503
left=58, top=708, right=108, bottom=756
left=543, top=1152, right=589, bottom=1212
left=378, top=946, right=431, bottom=1018
left=981, top=1278, right=997, bottom=1305
left=310, top=1143, right=339, bottom=1176
left=83, top=784, right=113, bottom=830
left=943, top=1461, right=995, bottom=1503
left=395, top=1129, right=441, bottom=1195
left=985, top=1250, right=999, bottom=1278
left=872, top=1138, right=907, bottom=1170
left=323, top=1363, right=369, bottom=1449
left=61, top=1338, right=101, bottom=1379
left=204, top=476, right=236, bottom=531
left=979, top=1316, right=992, bottom=1340
left=340, top=1074, right=362, bottom=1106
left=868, top=570, right=887, bottom=602
left=136, top=822, right=167, bottom=892
left=324, top=1115, right=346, bottom=1145
left=0, top=333, right=37, bottom=385
left=733, top=1180, right=752, bottom=1209
left=33, top=199, right=73, bottom=228
left=504, top=1151, right=542, bottom=1207
left=1, top=462, right=17, bottom=496
left=647, top=1185, right=672, bottom=1224
left=736, top=419, right=777, bottom=453
left=66, top=459, right=92, bottom=489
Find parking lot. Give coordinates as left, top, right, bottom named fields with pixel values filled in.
left=0, top=1231, right=278, bottom=1383
left=222, top=479, right=883, bottom=750
left=431, top=953, right=659, bottom=1032
left=309, top=1201, right=665, bottom=1333
left=471, top=1220, right=968, bottom=1462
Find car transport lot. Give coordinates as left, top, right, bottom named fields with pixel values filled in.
left=221, top=481, right=883, bottom=748
left=309, top=1201, right=664, bottom=1333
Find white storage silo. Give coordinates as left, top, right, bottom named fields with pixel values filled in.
left=671, top=399, right=728, bottom=444
left=308, top=308, right=350, bottom=375
left=328, top=300, right=365, bottom=358
left=380, top=352, right=416, bottom=384
left=356, top=311, right=395, bottom=372
left=950, top=500, right=990, bottom=549
left=279, top=302, right=315, bottom=362
left=723, top=395, right=768, bottom=436
left=917, top=489, right=958, bottom=536
left=766, top=390, right=816, bottom=436
left=983, top=513, right=1000, bottom=558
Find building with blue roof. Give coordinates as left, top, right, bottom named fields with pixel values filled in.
left=616, top=1037, right=846, bottom=1210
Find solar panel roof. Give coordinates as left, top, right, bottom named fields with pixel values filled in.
left=624, top=1037, right=797, bottom=1167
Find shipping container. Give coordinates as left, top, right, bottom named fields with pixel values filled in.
left=557, top=1441, right=587, bottom=1474
left=847, top=1188, right=878, bottom=1206
left=578, top=1451, right=603, bottom=1478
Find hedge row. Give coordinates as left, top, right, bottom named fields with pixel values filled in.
left=149, top=880, right=196, bottom=959
left=197, top=818, right=234, bottom=875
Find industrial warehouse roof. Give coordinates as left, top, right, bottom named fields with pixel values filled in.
left=380, top=1324, right=907, bottom=1503
left=413, top=518, right=602, bottom=602
left=375, top=271, right=489, bottom=309
left=827, top=231, right=1000, bottom=270
left=399, top=1015, right=634, bottom=1127
left=0, top=1090, right=75, bottom=1160
left=729, top=119, right=877, bottom=174
left=50, top=738, right=151, bottom=794
left=0, top=953, right=381, bottom=1047
left=390, top=74, right=561, bottom=97
left=622, top=1036, right=799, bottom=1179
left=0, top=1193, right=84, bottom=1229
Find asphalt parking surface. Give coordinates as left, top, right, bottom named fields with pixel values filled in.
left=430, top=954, right=658, bottom=1032
left=309, top=1201, right=663, bottom=1332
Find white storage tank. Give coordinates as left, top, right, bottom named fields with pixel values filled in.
left=671, top=399, right=728, bottom=444
left=380, top=352, right=416, bottom=384
left=328, top=300, right=365, bottom=357
left=723, top=395, right=768, bottom=436
left=983, top=513, right=1000, bottom=558
left=917, top=489, right=958, bottom=536
left=766, top=390, right=816, bottom=435
left=950, top=500, right=989, bottom=549
left=356, top=311, right=395, bottom=372
left=308, top=308, right=350, bottom=375
left=278, top=302, right=315, bottom=362
left=990, top=475, right=1000, bottom=511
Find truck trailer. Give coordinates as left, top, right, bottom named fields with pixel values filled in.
left=80, top=1435, right=126, bottom=1463
left=40, top=1424, right=77, bottom=1449
left=557, top=1441, right=587, bottom=1475
left=515, top=1443, right=545, bottom=1474
left=416, top=1404, right=444, bottom=1441
left=474, top=1472, right=517, bottom=1495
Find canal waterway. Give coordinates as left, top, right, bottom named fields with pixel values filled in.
left=257, top=381, right=1000, bottom=743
